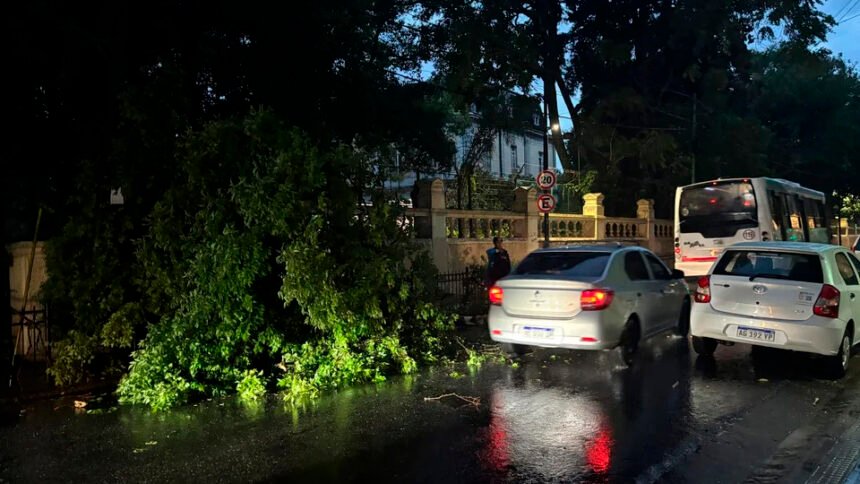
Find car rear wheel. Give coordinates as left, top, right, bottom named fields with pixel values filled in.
left=828, top=332, right=851, bottom=378
left=615, top=320, right=640, bottom=367
left=501, top=343, right=529, bottom=356
left=692, top=336, right=717, bottom=356
left=677, top=299, right=691, bottom=337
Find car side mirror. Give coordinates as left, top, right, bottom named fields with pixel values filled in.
left=672, top=269, right=685, bottom=279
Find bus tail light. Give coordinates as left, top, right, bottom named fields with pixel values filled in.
left=694, top=276, right=711, bottom=303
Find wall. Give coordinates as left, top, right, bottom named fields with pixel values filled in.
left=409, top=179, right=674, bottom=274
left=7, top=242, right=47, bottom=311
left=7, top=242, right=49, bottom=361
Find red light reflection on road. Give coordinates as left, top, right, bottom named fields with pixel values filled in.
left=585, top=425, right=613, bottom=474
left=481, top=392, right=510, bottom=473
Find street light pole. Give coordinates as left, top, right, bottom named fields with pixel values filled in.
left=542, top=97, right=550, bottom=248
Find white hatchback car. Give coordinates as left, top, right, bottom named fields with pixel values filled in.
left=691, top=242, right=860, bottom=376
left=488, top=245, right=690, bottom=365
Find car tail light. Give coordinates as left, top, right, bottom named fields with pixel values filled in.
left=580, top=337, right=598, bottom=343
left=813, top=284, right=840, bottom=318
left=581, top=289, right=614, bottom=311
left=489, top=286, right=503, bottom=306
left=694, top=276, right=711, bottom=303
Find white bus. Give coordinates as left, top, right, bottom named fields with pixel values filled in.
left=674, top=177, right=830, bottom=276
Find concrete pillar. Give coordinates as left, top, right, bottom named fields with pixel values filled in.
left=583, top=193, right=605, bottom=239
left=428, top=179, right=450, bottom=273
left=636, top=199, right=655, bottom=220
left=637, top=199, right=654, bottom=245
left=513, top=186, right=541, bottom=253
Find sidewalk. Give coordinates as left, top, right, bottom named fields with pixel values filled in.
left=1, top=361, right=117, bottom=405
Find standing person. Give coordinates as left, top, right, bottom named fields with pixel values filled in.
left=486, top=237, right=512, bottom=287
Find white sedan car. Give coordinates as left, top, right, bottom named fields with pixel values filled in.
left=488, top=245, right=690, bottom=365
left=691, top=242, right=860, bottom=376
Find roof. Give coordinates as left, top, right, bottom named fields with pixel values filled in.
left=679, top=177, right=824, bottom=199
left=727, top=242, right=840, bottom=254
left=534, top=243, right=637, bottom=253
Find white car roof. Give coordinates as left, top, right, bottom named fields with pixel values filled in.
left=532, top=244, right=639, bottom=254
left=726, top=242, right=841, bottom=254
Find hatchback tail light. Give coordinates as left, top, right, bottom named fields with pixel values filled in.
left=694, top=276, right=711, bottom=303
left=581, top=289, right=614, bottom=311
left=489, top=286, right=503, bottom=306
left=813, top=284, right=840, bottom=318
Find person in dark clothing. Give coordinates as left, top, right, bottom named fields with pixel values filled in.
left=485, top=237, right=511, bottom=286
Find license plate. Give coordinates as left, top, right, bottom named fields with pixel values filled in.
left=522, top=326, right=554, bottom=338
left=736, top=326, right=775, bottom=342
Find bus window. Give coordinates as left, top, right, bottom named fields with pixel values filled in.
left=803, top=197, right=828, bottom=243
left=767, top=190, right=787, bottom=241
left=678, top=181, right=758, bottom=238
left=785, top=196, right=806, bottom=242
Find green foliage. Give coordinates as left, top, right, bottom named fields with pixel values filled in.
left=237, top=370, right=267, bottom=402
left=101, top=303, right=144, bottom=349
left=47, top=331, right=98, bottom=386
left=839, top=194, right=860, bottom=224
left=114, top=112, right=455, bottom=409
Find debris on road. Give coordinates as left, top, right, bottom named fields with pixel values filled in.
left=424, top=393, right=481, bottom=408
left=813, top=397, right=820, bottom=406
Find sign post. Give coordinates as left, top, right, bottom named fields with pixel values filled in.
left=536, top=169, right=556, bottom=247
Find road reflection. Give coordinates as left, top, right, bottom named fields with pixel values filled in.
left=481, top=337, right=692, bottom=481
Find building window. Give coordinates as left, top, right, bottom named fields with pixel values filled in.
left=511, top=145, right=518, bottom=169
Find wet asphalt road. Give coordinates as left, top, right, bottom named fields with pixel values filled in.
left=2, top=329, right=860, bottom=483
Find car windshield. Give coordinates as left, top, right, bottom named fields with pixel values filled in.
left=712, top=250, right=823, bottom=283
left=514, top=251, right=610, bottom=277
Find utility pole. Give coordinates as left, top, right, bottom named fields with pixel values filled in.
left=691, top=92, right=697, bottom=184
left=542, top=97, right=550, bottom=247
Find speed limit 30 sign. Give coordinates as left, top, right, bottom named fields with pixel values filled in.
left=536, top=170, right=557, bottom=190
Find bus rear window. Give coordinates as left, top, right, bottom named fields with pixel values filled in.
left=680, top=182, right=756, bottom=218
left=679, top=181, right=758, bottom=236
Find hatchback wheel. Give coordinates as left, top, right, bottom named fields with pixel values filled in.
left=829, top=332, right=852, bottom=378
left=677, top=299, right=691, bottom=337
left=501, top=343, right=529, bottom=356
left=692, top=336, right=717, bottom=356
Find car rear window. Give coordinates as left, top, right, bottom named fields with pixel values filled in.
left=514, top=251, right=610, bottom=277
left=713, top=250, right=823, bottom=283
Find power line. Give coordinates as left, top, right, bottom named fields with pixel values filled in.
left=842, top=10, right=860, bottom=22
left=834, top=0, right=856, bottom=19
left=838, top=0, right=860, bottom=21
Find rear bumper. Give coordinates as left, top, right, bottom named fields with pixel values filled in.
left=690, top=303, right=846, bottom=356
left=675, top=260, right=716, bottom=277
left=487, top=305, right=624, bottom=350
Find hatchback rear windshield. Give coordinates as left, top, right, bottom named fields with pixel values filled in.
left=514, top=251, right=610, bottom=277
left=713, top=250, right=823, bottom=283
